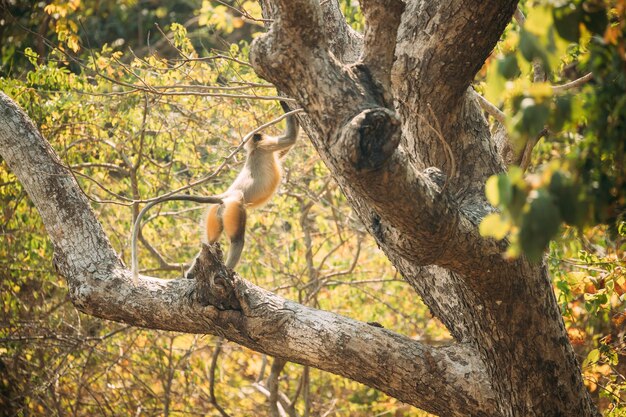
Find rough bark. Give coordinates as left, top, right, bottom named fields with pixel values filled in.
left=248, top=1, right=599, bottom=416
left=0, top=0, right=601, bottom=416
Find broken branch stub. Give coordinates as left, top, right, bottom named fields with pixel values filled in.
left=334, top=107, right=401, bottom=172
left=187, top=243, right=241, bottom=310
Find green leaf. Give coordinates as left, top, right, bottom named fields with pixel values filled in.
left=519, top=190, right=562, bottom=262
left=485, top=175, right=500, bottom=206
left=509, top=185, right=528, bottom=222
left=486, top=174, right=512, bottom=207
left=519, top=99, right=550, bottom=136
left=549, top=171, right=584, bottom=226
left=582, top=6, right=608, bottom=36
left=583, top=348, right=601, bottom=367
left=553, top=4, right=582, bottom=42
left=550, top=95, right=572, bottom=132
left=519, top=29, right=550, bottom=72
left=618, top=221, right=626, bottom=237
left=498, top=175, right=513, bottom=206
left=508, top=166, right=525, bottom=185
left=498, top=54, right=520, bottom=80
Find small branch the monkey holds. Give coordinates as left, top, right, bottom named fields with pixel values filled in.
left=131, top=101, right=300, bottom=284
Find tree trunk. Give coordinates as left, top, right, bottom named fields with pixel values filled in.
left=0, top=0, right=600, bottom=416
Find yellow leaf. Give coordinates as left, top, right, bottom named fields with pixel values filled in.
left=479, top=213, right=510, bottom=240
left=524, top=6, right=553, bottom=37
left=232, top=17, right=244, bottom=29
left=68, top=35, right=80, bottom=53
left=528, top=82, right=553, bottom=100
left=485, top=175, right=500, bottom=205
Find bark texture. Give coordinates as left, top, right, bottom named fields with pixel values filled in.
left=0, top=0, right=601, bottom=416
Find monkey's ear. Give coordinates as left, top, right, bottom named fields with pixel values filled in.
left=252, top=133, right=263, bottom=142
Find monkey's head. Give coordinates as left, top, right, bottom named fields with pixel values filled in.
left=246, top=133, right=265, bottom=152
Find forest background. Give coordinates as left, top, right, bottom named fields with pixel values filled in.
left=0, top=0, right=625, bottom=416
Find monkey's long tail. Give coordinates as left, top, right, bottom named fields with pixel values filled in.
left=131, top=195, right=223, bottom=285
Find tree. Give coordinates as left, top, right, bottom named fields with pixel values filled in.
left=1, top=0, right=621, bottom=415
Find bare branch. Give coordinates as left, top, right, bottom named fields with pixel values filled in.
left=268, top=358, right=288, bottom=417
left=552, top=72, right=594, bottom=93
left=472, top=89, right=507, bottom=125
left=518, top=127, right=549, bottom=171
left=137, top=229, right=187, bottom=273
left=252, top=383, right=296, bottom=417
left=207, top=337, right=231, bottom=417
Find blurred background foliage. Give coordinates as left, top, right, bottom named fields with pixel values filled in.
left=478, top=0, right=625, bottom=262
left=0, top=0, right=624, bottom=416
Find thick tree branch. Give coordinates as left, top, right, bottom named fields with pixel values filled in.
left=319, top=0, right=363, bottom=63
left=258, top=0, right=363, bottom=64
left=395, top=0, right=518, bottom=111
left=0, top=91, right=495, bottom=417
left=360, top=0, right=405, bottom=99
left=391, top=2, right=517, bottom=196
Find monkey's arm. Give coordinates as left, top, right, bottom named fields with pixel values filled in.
left=258, top=103, right=300, bottom=153
left=131, top=194, right=223, bottom=284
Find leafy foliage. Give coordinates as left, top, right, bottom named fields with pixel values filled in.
left=479, top=0, right=625, bottom=262
left=550, top=233, right=626, bottom=413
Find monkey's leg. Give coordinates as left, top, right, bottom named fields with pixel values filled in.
left=205, top=204, right=223, bottom=243
left=222, top=199, right=247, bottom=269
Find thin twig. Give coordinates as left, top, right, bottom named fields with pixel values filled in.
left=427, top=104, right=457, bottom=190
left=145, top=83, right=275, bottom=91
left=518, top=127, right=549, bottom=171
left=472, top=90, right=506, bottom=125
left=208, top=337, right=231, bottom=417
left=552, top=72, right=594, bottom=93
left=268, top=358, right=288, bottom=417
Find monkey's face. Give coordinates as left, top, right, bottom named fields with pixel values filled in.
left=246, top=133, right=264, bottom=152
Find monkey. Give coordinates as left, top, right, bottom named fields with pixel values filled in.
left=131, top=101, right=299, bottom=284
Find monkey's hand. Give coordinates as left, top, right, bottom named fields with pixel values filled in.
left=279, top=100, right=291, bottom=113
